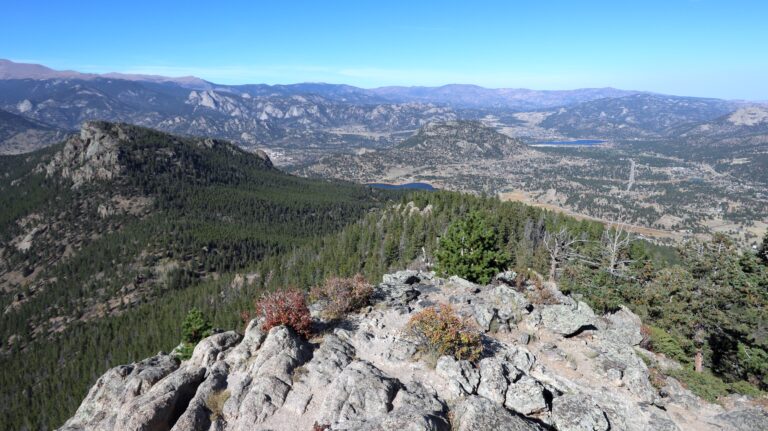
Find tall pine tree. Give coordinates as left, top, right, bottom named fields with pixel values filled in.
left=435, top=211, right=511, bottom=284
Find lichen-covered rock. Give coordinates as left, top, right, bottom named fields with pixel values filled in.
left=539, top=301, right=597, bottom=336
left=494, top=270, right=518, bottom=285
left=551, top=393, right=610, bottom=431
left=283, top=334, right=356, bottom=415
left=592, top=333, right=657, bottom=403
left=472, top=303, right=498, bottom=332
left=505, top=375, right=549, bottom=415
left=477, top=356, right=518, bottom=404
left=223, top=326, right=312, bottom=428
left=382, top=270, right=422, bottom=286
left=46, top=121, right=125, bottom=187
left=435, top=356, right=479, bottom=398
left=114, top=366, right=207, bottom=431
left=169, top=361, right=230, bottom=431
left=374, top=281, right=421, bottom=309
left=223, top=319, right=265, bottom=369
left=502, top=345, right=537, bottom=373
left=188, top=331, right=241, bottom=368
left=647, top=411, right=681, bottom=431
left=337, top=382, right=449, bottom=431
left=59, top=354, right=180, bottom=430
left=600, top=305, right=643, bottom=347
left=715, top=409, right=768, bottom=431
left=451, top=396, right=545, bottom=431
left=316, top=360, right=400, bottom=426
left=448, top=275, right=482, bottom=291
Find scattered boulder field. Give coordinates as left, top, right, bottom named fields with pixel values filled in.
left=60, top=271, right=768, bottom=431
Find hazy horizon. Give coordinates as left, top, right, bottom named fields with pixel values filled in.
left=2, top=0, right=768, bottom=100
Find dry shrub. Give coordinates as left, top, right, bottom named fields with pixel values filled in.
left=309, top=274, right=373, bottom=320
left=312, top=423, right=331, bottom=431
left=205, top=390, right=230, bottom=421
left=255, top=288, right=312, bottom=338
left=529, top=283, right=559, bottom=305
left=648, top=366, right=666, bottom=390
left=407, top=304, right=482, bottom=362
left=515, top=271, right=527, bottom=289
left=640, top=324, right=652, bottom=349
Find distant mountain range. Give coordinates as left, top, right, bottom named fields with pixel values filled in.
left=0, top=59, right=211, bottom=88
left=0, top=59, right=641, bottom=108
left=0, top=58, right=766, bottom=169
left=538, top=93, right=739, bottom=139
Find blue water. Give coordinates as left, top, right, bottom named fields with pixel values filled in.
left=368, top=182, right=436, bottom=191
left=537, top=139, right=605, bottom=146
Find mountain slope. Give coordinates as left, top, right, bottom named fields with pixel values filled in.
left=653, top=106, right=768, bottom=183
left=677, top=106, right=768, bottom=141
left=0, top=108, right=68, bottom=154
left=0, top=78, right=459, bottom=163
left=0, top=122, right=399, bottom=428
left=540, top=93, right=737, bottom=138
left=300, top=120, right=542, bottom=195
left=0, top=121, right=388, bottom=335
left=394, top=120, right=527, bottom=161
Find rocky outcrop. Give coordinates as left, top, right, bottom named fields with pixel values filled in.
left=60, top=271, right=768, bottom=430
left=46, top=121, right=125, bottom=187
left=551, top=394, right=610, bottom=431
left=43, top=121, right=273, bottom=189
left=451, top=396, right=545, bottom=431
left=535, top=301, right=597, bottom=336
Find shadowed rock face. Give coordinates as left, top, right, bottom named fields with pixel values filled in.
left=59, top=271, right=767, bottom=431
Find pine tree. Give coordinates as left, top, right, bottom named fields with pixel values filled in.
left=759, top=228, right=768, bottom=264
left=435, top=211, right=511, bottom=284
left=181, top=308, right=212, bottom=344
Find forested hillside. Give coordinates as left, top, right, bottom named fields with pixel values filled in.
left=0, top=123, right=397, bottom=429
left=1, top=123, right=766, bottom=429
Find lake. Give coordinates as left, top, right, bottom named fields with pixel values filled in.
left=368, top=182, right=436, bottom=191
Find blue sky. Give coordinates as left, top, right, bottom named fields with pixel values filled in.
left=2, top=0, right=767, bottom=99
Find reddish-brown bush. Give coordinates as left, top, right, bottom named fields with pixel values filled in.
left=255, top=288, right=312, bottom=338
left=309, top=274, right=373, bottom=320
left=407, top=304, right=483, bottom=362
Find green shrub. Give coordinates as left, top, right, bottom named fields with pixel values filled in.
left=407, top=304, right=483, bottom=362
left=647, top=326, right=689, bottom=364
left=729, top=380, right=764, bottom=397
left=667, top=367, right=730, bottom=403
left=175, top=342, right=195, bottom=361
left=736, top=343, right=768, bottom=388
left=435, top=211, right=510, bottom=284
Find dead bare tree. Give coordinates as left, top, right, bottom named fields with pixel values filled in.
left=601, top=221, right=634, bottom=276
left=542, top=228, right=589, bottom=281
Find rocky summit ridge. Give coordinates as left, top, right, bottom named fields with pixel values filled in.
left=60, top=271, right=767, bottom=431
left=43, top=121, right=272, bottom=188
